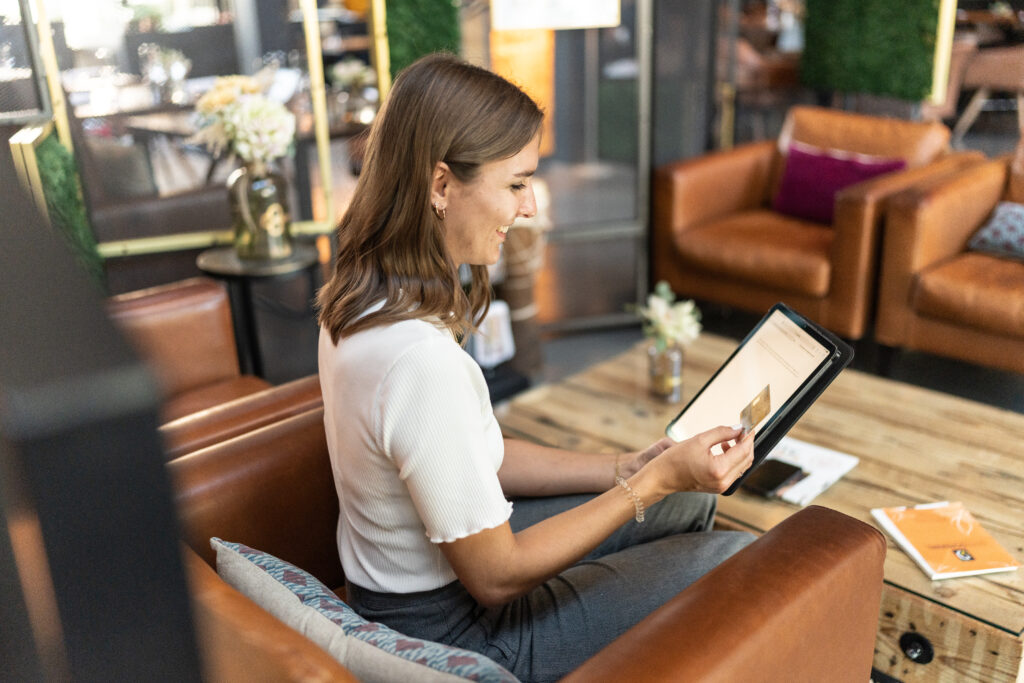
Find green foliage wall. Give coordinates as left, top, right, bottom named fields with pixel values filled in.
left=802, top=0, right=939, bottom=100
left=36, top=133, right=106, bottom=289
left=385, top=0, right=461, bottom=79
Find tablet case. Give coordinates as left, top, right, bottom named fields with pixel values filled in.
left=666, top=303, right=854, bottom=496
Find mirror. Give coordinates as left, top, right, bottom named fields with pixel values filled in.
left=24, top=0, right=363, bottom=268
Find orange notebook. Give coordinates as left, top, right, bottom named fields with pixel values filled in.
left=871, top=501, right=1020, bottom=580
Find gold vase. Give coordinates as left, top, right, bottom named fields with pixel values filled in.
left=227, top=164, right=292, bottom=260
left=648, top=343, right=683, bottom=403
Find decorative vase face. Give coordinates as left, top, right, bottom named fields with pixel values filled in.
left=228, top=165, right=292, bottom=260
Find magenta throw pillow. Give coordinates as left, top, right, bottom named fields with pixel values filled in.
left=772, top=143, right=906, bottom=224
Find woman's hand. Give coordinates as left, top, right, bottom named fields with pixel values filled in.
left=633, top=426, right=755, bottom=498
left=619, top=436, right=675, bottom=478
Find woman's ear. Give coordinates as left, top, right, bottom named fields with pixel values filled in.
left=430, top=161, right=451, bottom=209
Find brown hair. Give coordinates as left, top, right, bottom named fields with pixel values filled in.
left=317, top=53, right=543, bottom=344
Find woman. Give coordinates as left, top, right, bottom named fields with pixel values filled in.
left=317, top=53, right=755, bottom=682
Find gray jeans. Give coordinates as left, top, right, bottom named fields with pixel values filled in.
left=345, top=491, right=754, bottom=683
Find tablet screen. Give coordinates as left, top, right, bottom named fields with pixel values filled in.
left=666, top=307, right=833, bottom=443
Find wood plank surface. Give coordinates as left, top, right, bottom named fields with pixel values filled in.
left=874, top=586, right=1022, bottom=682
left=495, top=333, right=1024, bottom=638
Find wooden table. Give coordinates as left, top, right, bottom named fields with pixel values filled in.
left=495, top=333, right=1024, bottom=682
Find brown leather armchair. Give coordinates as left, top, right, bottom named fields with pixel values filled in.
left=652, top=105, right=978, bottom=340
left=107, top=277, right=271, bottom=421
left=170, top=407, right=887, bottom=682
left=876, top=156, right=1024, bottom=374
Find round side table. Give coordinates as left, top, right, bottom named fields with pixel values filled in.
left=196, top=244, right=320, bottom=378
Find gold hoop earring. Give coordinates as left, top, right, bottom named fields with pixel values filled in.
left=432, top=203, right=446, bottom=220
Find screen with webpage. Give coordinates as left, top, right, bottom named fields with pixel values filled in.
left=667, top=309, right=831, bottom=443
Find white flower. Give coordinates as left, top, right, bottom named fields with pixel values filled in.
left=634, top=281, right=702, bottom=350
left=189, top=75, right=296, bottom=176
left=224, top=95, right=296, bottom=168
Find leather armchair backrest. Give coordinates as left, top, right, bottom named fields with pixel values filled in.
left=777, top=105, right=951, bottom=169
left=161, top=374, right=323, bottom=460
left=107, top=277, right=240, bottom=398
left=169, top=407, right=345, bottom=590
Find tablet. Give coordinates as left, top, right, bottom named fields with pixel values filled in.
left=665, top=303, right=853, bottom=495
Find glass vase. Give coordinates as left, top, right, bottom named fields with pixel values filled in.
left=648, top=343, right=683, bottom=403
left=227, top=164, right=292, bottom=260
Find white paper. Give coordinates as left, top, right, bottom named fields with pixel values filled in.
left=767, top=436, right=859, bottom=506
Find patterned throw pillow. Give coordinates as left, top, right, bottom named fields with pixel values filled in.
left=211, top=538, right=520, bottom=683
left=968, top=202, right=1024, bottom=261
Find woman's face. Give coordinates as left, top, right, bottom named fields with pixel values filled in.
left=438, top=133, right=540, bottom=267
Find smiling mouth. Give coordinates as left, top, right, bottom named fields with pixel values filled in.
left=498, top=225, right=510, bottom=235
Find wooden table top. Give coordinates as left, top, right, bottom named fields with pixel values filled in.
left=495, top=333, right=1024, bottom=635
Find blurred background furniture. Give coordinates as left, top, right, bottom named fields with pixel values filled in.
left=122, top=24, right=239, bottom=79
left=62, top=93, right=232, bottom=294
left=106, top=277, right=271, bottom=422
left=952, top=44, right=1024, bottom=145
left=652, top=105, right=974, bottom=341
left=921, top=35, right=979, bottom=123
left=170, top=406, right=886, bottom=683
left=876, top=154, right=1024, bottom=375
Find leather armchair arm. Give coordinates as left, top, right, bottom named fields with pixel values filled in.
left=887, top=157, right=1007, bottom=272
left=824, top=151, right=984, bottom=339
left=653, top=140, right=776, bottom=237
left=160, top=374, right=322, bottom=460
left=875, top=157, right=1008, bottom=344
left=564, top=506, right=886, bottom=683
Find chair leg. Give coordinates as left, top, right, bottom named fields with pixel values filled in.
left=952, top=88, right=990, bottom=145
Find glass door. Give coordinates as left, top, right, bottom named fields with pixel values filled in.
left=471, top=0, right=651, bottom=331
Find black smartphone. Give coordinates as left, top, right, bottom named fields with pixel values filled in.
left=740, top=459, right=806, bottom=498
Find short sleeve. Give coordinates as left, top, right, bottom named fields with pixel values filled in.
left=376, top=337, right=511, bottom=543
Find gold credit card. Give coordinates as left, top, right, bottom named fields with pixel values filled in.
left=740, top=385, right=771, bottom=435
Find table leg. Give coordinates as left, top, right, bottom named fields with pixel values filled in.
left=294, top=139, right=313, bottom=221
left=224, top=278, right=265, bottom=377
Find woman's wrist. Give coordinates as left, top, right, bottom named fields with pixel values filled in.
left=614, top=451, right=643, bottom=482
left=624, top=466, right=668, bottom=512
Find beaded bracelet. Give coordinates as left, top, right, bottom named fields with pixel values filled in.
left=615, top=476, right=645, bottom=523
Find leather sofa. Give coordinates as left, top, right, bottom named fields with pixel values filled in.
left=107, top=277, right=271, bottom=422
left=876, top=155, right=1024, bottom=374
left=652, top=105, right=980, bottom=340
left=169, top=406, right=888, bottom=681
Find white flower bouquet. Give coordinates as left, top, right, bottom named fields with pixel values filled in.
left=191, top=74, right=296, bottom=177
left=635, top=281, right=702, bottom=351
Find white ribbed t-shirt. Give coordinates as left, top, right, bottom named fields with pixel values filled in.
left=318, top=315, right=512, bottom=594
